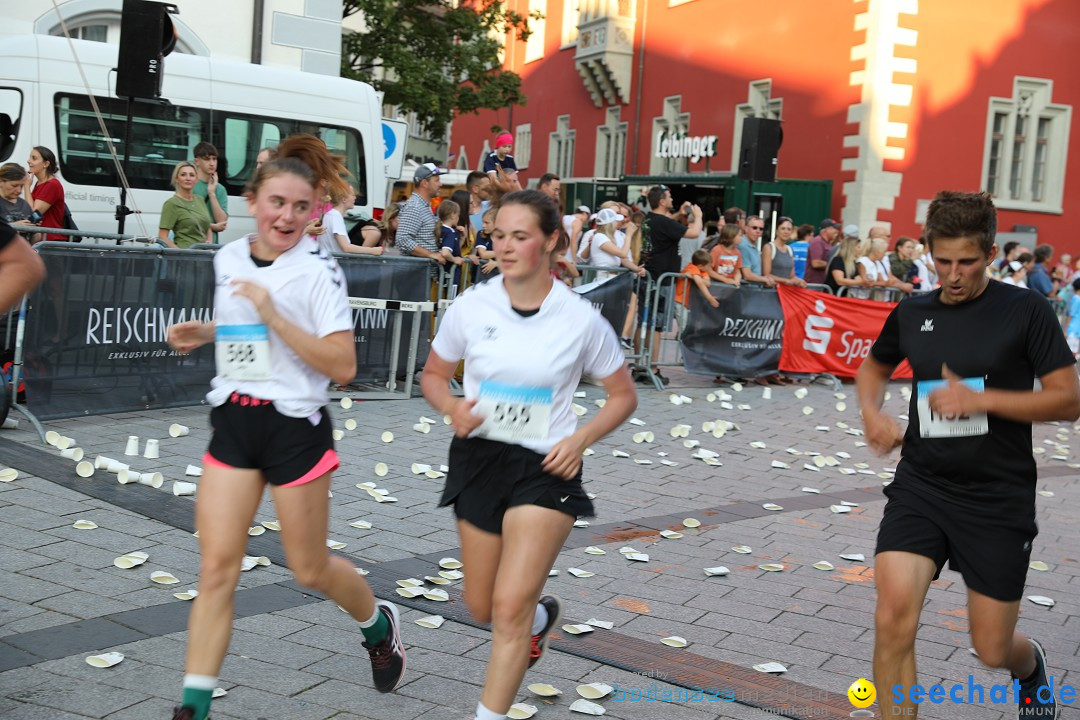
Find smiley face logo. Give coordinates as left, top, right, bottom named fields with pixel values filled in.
left=847, top=678, right=876, bottom=709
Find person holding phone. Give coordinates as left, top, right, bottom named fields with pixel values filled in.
left=192, top=142, right=229, bottom=242
left=24, top=146, right=65, bottom=242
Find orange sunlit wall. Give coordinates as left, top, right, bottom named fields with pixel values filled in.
left=449, top=0, right=1079, bottom=251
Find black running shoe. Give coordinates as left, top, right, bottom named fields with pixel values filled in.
left=362, top=600, right=406, bottom=692
left=170, top=707, right=196, bottom=720
left=1017, top=639, right=1058, bottom=718
left=528, top=595, right=564, bottom=669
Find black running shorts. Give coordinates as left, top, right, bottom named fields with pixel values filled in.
left=440, top=435, right=595, bottom=534
left=205, top=392, right=338, bottom=487
left=876, top=465, right=1037, bottom=602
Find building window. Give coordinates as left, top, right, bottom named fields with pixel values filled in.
left=595, top=107, right=627, bottom=178
left=561, top=0, right=579, bottom=47
left=50, top=20, right=115, bottom=43
left=549, top=114, right=575, bottom=178
left=731, top=79, right=782, bottom=172
left=649, top=96, right=689, bottom=175
left=982, top=77, right=1071, bottom=213
left=514, top=124, right=532, bottom=170
left=525, top=0, right=547, bottom=63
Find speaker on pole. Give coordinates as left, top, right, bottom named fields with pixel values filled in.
left=737, top=118, right=783, bottom=183
left=115, top=0, right=179, bottom=100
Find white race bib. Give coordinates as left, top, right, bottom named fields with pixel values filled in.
left=475, top=380, right=553, bottom=443
left=216, top=324, right=273, bottom=381
left=917, top=377, right=989, bottom=438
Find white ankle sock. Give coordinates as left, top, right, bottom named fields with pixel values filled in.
left=531, top=603, right=548, bottom=635
left=182, top=674, right=217, bottom=690
left=475, top=701, right=506, bottom=720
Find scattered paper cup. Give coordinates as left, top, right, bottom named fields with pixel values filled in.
left=527, top=683, right=562, bottom=697
left=185, top=464, right=202, bottom=477
left=107, top=460, right=129, bottom=474
left=85, top=652, right=125, bottom=668
left=173, top=481, right=197, bottom=496
left=150, top=571, right=180, bottom=585
left=577, top=683, right=614, bottom=700
left=0, top=468, right=18, bottom=482
left=45, top=430, right=62, bottom=447
left=60, top=447, right=84, bottom=461
left=137, top=472, right=164, bottom=489
left=72, top=519, right=98, bottom=530
left=169, top=423, right=190, bottom=438
left=95, top=455, right=115, bottom=470
left=143, top=439, right=160, bottom=459
left=75, top=461, right=94, bottom=478
left=507, top=703, right=538, bottom=719
left=1, top=417, right=17, bottom=429
left=117, top=469, right=139, bottom=485
left=124, top=435, right=140, bottom=456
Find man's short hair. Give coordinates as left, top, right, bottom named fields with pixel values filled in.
left=646, top=186, right=667, bottom=210
left=538, top=173, right=560, bottom=188
left=1002, top=240, right=1020, bottom=257
left=193, top=141, right=218, bottom=159
left=796, top=223, right=814, bottom=241
left=924, top=191, right=997, bottom=255
left=1034, top=244, right=1054, bottom=264
left=466, top=171, right=488, bottom=192
left=723, top=207, right=746, bottom=225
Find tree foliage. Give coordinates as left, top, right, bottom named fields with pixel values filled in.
left=342, top=0, right=536, bottom=139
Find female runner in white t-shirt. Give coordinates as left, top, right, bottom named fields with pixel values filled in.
left=420, top=190, right=638, bottom=720
left=164, top=137, right=405, bottom=720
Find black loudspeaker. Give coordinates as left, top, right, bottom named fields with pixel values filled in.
left=115, top=0, right=178, bottom=99
left=737, top=118, right=783, bottom=183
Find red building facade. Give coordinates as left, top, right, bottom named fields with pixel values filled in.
left=449, top=0, right=1078, bottom=252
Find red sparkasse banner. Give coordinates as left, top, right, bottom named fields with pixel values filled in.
left=777, top=284, right=912, bottom=379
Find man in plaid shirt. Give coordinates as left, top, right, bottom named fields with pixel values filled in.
left=397, top=163, right=447, bottom=270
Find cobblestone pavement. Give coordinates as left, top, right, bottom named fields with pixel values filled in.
left=1, top=373, right=1078, bottom=719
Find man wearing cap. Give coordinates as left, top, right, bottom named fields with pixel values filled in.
left=804, top=218, right=842, bottom=285
left=397, top=163, right=447, bottom=267
left=484, top=132, right=518, bottom=183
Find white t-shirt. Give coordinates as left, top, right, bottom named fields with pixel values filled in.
left=325, top=208, right=348, bottom=245
left=857, top=256, right=888, bottom=282
left=588, top=231, right=624, bottom=271
left=207, top=235, right=353, bottom=418
left=432, top=276, right=625, bottom=454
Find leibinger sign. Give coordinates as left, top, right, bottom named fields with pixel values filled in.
left=654, top=130, right=718, bottom=163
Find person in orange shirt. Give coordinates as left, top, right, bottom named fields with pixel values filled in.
left=706, top=223, right=743, bottom=287
left=675, top=249, right=719, bottom=334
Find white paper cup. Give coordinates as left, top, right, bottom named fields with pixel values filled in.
left=169, top=423, right=189, bottom=438
left=75, top=461, right=94, bottom=478
left=2, top=417, right=17, bottom=429
left=107, top=460, right=130, bottom=474
left=185, top=464, right=203, bottom=477
left=137, top=472, right=164, bottom=489
left=95, top=454, right=115, bottom=470
left=61, top=447, right=84, bottom=461
left=117, top=469, right=140, bottom=484
left=45, top=430, right=62, bottom=447
left=56, top=436, right=75, bottom=450
left=124, top=435, right=140, bottom=456
left=173, top=481, right=197, bottom=496
left=143, top=439, right=160, bottom=459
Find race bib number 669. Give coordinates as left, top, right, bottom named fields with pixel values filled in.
left=475, top=380, right=553, bottom=443
left=216, top=324, right=273, bottom=381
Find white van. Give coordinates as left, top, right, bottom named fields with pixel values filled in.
left=0, top=34, right=386, bottom=241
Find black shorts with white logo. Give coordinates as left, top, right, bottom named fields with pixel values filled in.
left=875, top=462, right=1037, bottom=602
left=440, top=435, right=594, bottom=534
left=205, top=393, right=338, bottom=487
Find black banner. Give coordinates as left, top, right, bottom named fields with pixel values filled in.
left=574, top=272, right=634, bottom=335
left=22, top=245, right=435, bottom=420
left=679, top=284, right=784, bottom=378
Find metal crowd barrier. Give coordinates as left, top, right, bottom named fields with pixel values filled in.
left=836, top=285, right=907, bottom=302
left=18, top=226, right=142, bottom=244
left=345, top=296, right=433, bottom=399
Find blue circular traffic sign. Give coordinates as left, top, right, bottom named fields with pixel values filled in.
left=382, top=122, right=397, bottom=160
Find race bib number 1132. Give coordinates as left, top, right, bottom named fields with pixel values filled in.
left=916, top=377, right=988, bottom=438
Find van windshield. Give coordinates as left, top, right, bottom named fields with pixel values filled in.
left=0, top=88, right=24, bottom=163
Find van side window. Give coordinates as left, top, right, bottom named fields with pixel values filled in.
left=216, top=113, right=367, bottom=207
left=55, top=93, right=207, bottom=190
left=0, top=88, right=24, bottom=163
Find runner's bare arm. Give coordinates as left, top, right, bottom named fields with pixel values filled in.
left=856, top=354, right=904, bottom=455
left=229, top=279, right=356, bottom=385
left=166, top=321, right=215, bottom=353
left=930, top=363, right=1080, bottom=423
left=543, top=365, right=637, bottom=479
left=0, top=234, right=44, bottom=313
left=420, top=349, right=483, bottom=437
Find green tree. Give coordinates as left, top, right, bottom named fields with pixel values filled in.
left=342, top=0, right=536, bottom=139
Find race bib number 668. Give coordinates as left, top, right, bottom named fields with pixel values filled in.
left=216, top=324, right=273, bottom=381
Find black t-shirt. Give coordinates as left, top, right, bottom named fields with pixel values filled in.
left=825, top=255, right=848, bottom=294
left=871, top=281, right=1074, bottom=509
left=0, top=217, right=16, bottom=252
left=643, top=212, right=685, bottom=278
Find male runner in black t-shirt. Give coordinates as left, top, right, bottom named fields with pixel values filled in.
left=639, top=185, right=701, bottom=384
left=0, top=218, right=44, bottom=314
left=857, top=191, right=1080, bottom=719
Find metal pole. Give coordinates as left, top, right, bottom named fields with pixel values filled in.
left=116, top=97, right=135, bottom=236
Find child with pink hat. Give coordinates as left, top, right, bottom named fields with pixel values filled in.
left=483, top=131, right=518, bottom=180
